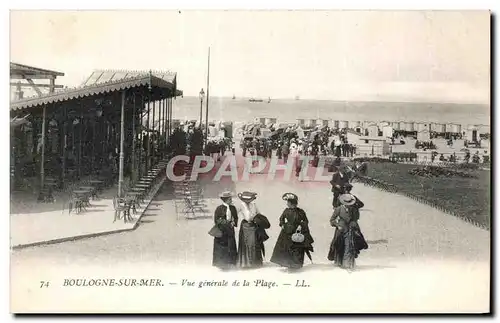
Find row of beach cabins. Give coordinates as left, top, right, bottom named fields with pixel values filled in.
left=169, top=117, right=490, bottom=162
left=170, top=117, right=490, bottom=144
left=250, top=117, right=490, bottom=162
left=253, top=117, right=489, bottom=136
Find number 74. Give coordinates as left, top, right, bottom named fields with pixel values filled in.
left=40, top=281, right=49, bottom=288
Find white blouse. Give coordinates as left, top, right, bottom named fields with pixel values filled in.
left=239, top=201, right=260, bottom=222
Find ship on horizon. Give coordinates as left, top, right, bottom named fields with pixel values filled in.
left=248, top=97, right=272, bottom=103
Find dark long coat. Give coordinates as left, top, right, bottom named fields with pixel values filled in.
left=212, top=204, right=238, bottom=269
left=270, top=207, right=314, bottom=269
left=327, top=197, right=368, bottom=268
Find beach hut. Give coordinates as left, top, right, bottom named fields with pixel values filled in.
left=265, top=117, right=277, bottom=125
left=478, top=124, right=490, bottom=135
left=445, top=123, right=458, bottom=133
left=357, top=137, right=390, bottom=156
left=349, top=120, right=361, bottom=129
left=403, top=122, right=415, bottom=132
left=398, top=121, right=406, bottom=131
left=366, top=123, right=379, bottom=137
left=430, top=123, right=445, bottom=133
left=338, top=120, right=348, bottom=129
left=466, top=124, right=489, bottom=142
left=320, top=119, right=329, bottom=127
left=296, top=118, right=305, bottom=127
left=447, top=123, right=460, bottom=133
left=382, top=125, right=394, bottom=138
left=360, top=121, right=371, bottom=128
left=390, top=121, right=400, bottom=130
left=416, top=122, right=430, bottom=132
left=378, top=121, right=390, bottom=129
left=417, top=128, right=431, bottom=142
left=466, top=125, right=480, bottom=142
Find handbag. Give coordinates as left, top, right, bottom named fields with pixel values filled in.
left=254, top=214, right=270, bottom=242
left=253, top=214, right=271, bottom=229
left=208, top=225, right=223, bottom=238
left=291, top=228, right=305, bottom=243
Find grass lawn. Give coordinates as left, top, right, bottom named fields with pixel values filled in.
left=364, top=163, right=491, bottom=229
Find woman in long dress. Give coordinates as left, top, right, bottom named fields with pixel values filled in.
left=237, top=191, right=270, bottom=269
left=327, top=193, right=368, bottom=271
left=270, top=193, right=314, bottom=270
left=211, top=191, right=238, bottom=270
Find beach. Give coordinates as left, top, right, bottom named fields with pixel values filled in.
left=172, top=97, right=490, bottom=126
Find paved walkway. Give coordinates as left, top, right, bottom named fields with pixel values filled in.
left=10, top=177, right=165, bottom=248
left=10, top=163, right=490, bottom=313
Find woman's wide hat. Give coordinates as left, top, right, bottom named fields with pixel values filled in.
left=338, top=194, right=356, bottom=206
left=282, top=192, right=298, bottom=201
left=219, top=191, right=234, bottom=199
left=237, top=191, right=257, bottom=202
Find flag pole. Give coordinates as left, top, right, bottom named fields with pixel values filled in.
left=205, top=47, right=210, bottom=145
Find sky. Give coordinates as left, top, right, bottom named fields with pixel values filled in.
left=10, top=10, right=490, bottom=103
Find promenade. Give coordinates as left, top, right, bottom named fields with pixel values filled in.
left=11, top=145, right=490, bottom=313
left=10, top=177, right=165, bottom=248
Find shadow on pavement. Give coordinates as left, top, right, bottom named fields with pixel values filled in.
left=139, top=219, right=156, bottom=224
left=181, top=215, right=213, bottom=221
left=354, top=264, right=396, bottom=271
left=298, top=263, right=335, bottom=272
left=298, top=263, right=395, bottom=272
left=367, top=239, right=389, bottom=245
left=85, top=209, right=106, bottom=213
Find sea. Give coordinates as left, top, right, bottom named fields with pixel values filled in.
left=171, top=97, right=490, bottom=128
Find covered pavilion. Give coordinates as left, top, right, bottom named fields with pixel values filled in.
left=10, top=69, right=183, bottom=200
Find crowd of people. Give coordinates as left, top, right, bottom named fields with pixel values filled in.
left=209, top=164, right=368, bottom=273
left=168, top=121, right=234, bottom=163
left=238, top=124, right=359, bottom=177
left=241, top=125, right=356, bottom=159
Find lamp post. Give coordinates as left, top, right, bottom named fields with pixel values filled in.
left=199, top=88, right=205, bottom=129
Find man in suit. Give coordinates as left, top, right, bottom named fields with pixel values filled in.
left=330, top=166, right=350, bottom=208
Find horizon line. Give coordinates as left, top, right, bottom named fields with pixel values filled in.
left=177, top=96, right=490, bottom=105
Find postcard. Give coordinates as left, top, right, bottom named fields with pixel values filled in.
left=9, top=10, right=491, bottom=313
